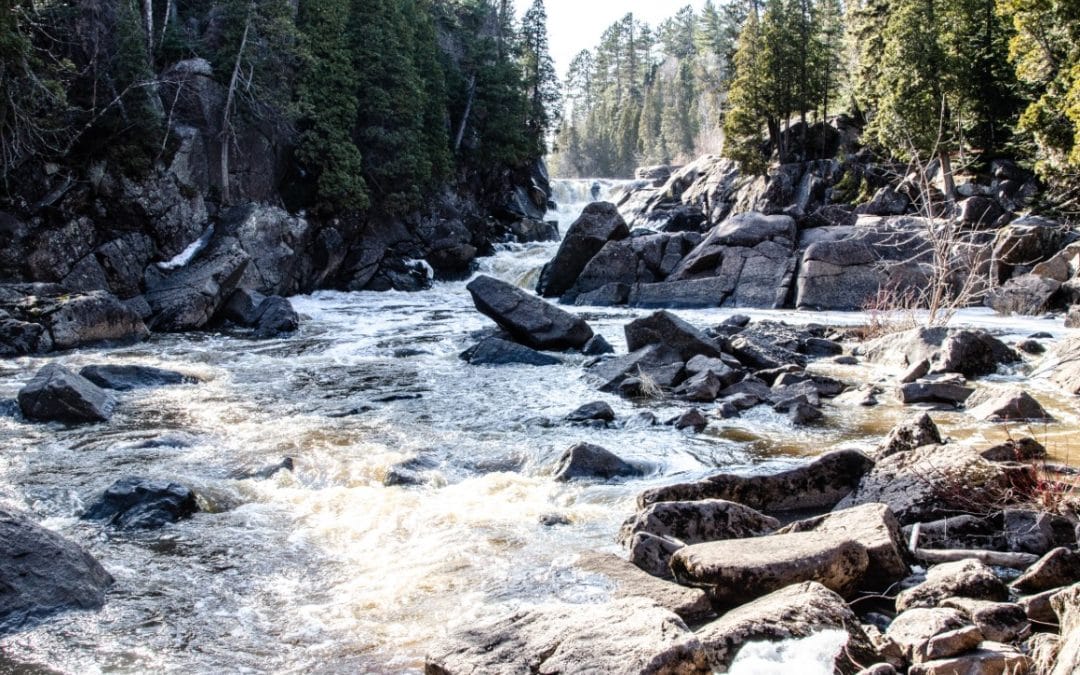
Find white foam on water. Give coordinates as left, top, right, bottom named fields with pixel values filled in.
left=729, top=630, right=850, bottom=675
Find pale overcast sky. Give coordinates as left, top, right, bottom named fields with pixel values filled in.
left=517, top=0, right=708, bottom=78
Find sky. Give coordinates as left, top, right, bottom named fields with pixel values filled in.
left=517, top=0, right=708, bottom=78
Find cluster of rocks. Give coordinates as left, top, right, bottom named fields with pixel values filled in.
left=544, top=143, right=1080, bottom=323
left=428, top=410, right=1080, bottom=674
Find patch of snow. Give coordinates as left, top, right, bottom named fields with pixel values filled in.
left=157, top=224, right=214, bottom=271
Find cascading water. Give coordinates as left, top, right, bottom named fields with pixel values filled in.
left=1, top=179, right=1075, bottom=673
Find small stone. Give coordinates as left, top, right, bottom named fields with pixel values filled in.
left=552, top=442, right=643, bottom=482
left=673, top=408, right=708, bottom=432
left=565, top=401, right=616, bottom=424
left=924, top=625, right=985, bottom=661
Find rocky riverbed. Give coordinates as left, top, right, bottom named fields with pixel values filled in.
left=3, top=179, right=1080, bottom=673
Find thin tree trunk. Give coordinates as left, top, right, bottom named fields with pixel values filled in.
left=454, top=74, right=476, bottom=154
left=159, top=0, right=177, bottom=50
left=220, top=5, right=252, bottom=205
left=939, top=149, right=956, bottom=201
left=142, top=0, right=154, bottom=58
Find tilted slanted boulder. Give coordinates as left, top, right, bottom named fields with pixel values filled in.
left=618, top=499, right=780, bottom=548
left=563, top=232, right=698, bottom=305
left=144, top=235, right=250, bottom=331
left=966, top=387, right=1053, bottom=422
left=424, top=598, right=710, bottom=675
left=0, top=506, right=114, bottom=636
left=467, top=274, right=594, bottom=351
left=1012, top=548, right=1080, bottom=594
left=18, top=363, right=117, bottom=424
left=586, top=344, right=687, bottom=393
left=537, top=202, right=629, bottom=298
left=638, top=449, right=874, bottom=513
left=694, top=581, right=878, bottom=674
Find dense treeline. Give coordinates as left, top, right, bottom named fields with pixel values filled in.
left=0, top=0, right=559, bottom=216
left=553, top=0, right=1079, bottom=205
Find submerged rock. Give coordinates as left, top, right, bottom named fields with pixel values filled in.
left=79, top=364, right=192, bottom=391
left=82, top=477, right=199, bottom=529
left=460, top=336, right=560, bottom=366
left=0, top=507, right=114, bottom=636
left=424, top=598, right=710, bottom=675
left=18, top=364, right=117, bottom=424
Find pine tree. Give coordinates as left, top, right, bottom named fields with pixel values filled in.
left=998, top=0, right=1080, bottom=181
left=723, top=6, right=770, bottom=174
left=520, top=0, right=561, bottom=155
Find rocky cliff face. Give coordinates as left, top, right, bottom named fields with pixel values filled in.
left=555, top=120, right=1075, bottom=315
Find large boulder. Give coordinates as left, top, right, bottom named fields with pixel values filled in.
left=143, top=235, right=250, bottom=331
left=218, top=203, right=316, bottom=296
left=17, top=364, right=117, bottom=424
left=576, top=552, right=712, bottom=623
left=0, top=507, right=114, bottom=635
left=796, top=239, right=884, bottom=310
left=624, top=310, right=722, bottom=360
left=82, top=477, right=200, bottom=529
left=777, top=503, right=909, bottom=590
left=31, top=291, right=149, bottom=350
left=618, top=499, right=780, bottom=547
left=1012, top=548, right=1080, bottom=594
left=0, top=310, right=53, bottom=356
left=991, top=215, right=1067, bottom=282
left=638, top=449, right=874, bottom=513
left=467, top=275, right=594, bottom=351
left=537, top=202, right=629, bottom=298
left=424, top=598, right=710, bottom=675
left=665, top=212, right=798, bottom=309
left=670, top=532, right=870, bottom=604
left=986, top=274, right=1061, bottom=315
left=563, top=233, right=697, bottom=304
left=835, top=444, right=1023, bottom=525
left=695, top=582, right=877, bottom=674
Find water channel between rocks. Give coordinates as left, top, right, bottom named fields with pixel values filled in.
left=1, top=179, right=1077, bottom=673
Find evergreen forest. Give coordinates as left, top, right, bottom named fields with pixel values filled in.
left=552, top=0, right=1080, bottom=206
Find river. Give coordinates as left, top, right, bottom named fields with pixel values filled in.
left=1, top=179, right=1077, bottom=673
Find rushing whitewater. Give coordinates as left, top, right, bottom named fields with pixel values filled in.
left=1, top=179, right=1076, bottom=673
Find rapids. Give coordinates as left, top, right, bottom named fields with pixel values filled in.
left=1, top=179, right=1077, bottom=673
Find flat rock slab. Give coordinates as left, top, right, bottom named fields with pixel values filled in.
left=0, top=507, right=114, bottom=635
left=671, top=531, right=869, bottom=605
left=694, top=581, right=877, bottom=673
left=779, top=503, right=909, bottom=590
left=17, top=363, right=116, bottom=424
left=638, top=449, right=874, bottom=513
left=576, top=552, right=712, bottom=623
left=467, top=275, right=594, bottom=351
left=619, top=499, right=780, bottom=547
left=424, top=598, right=710, bottom=675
